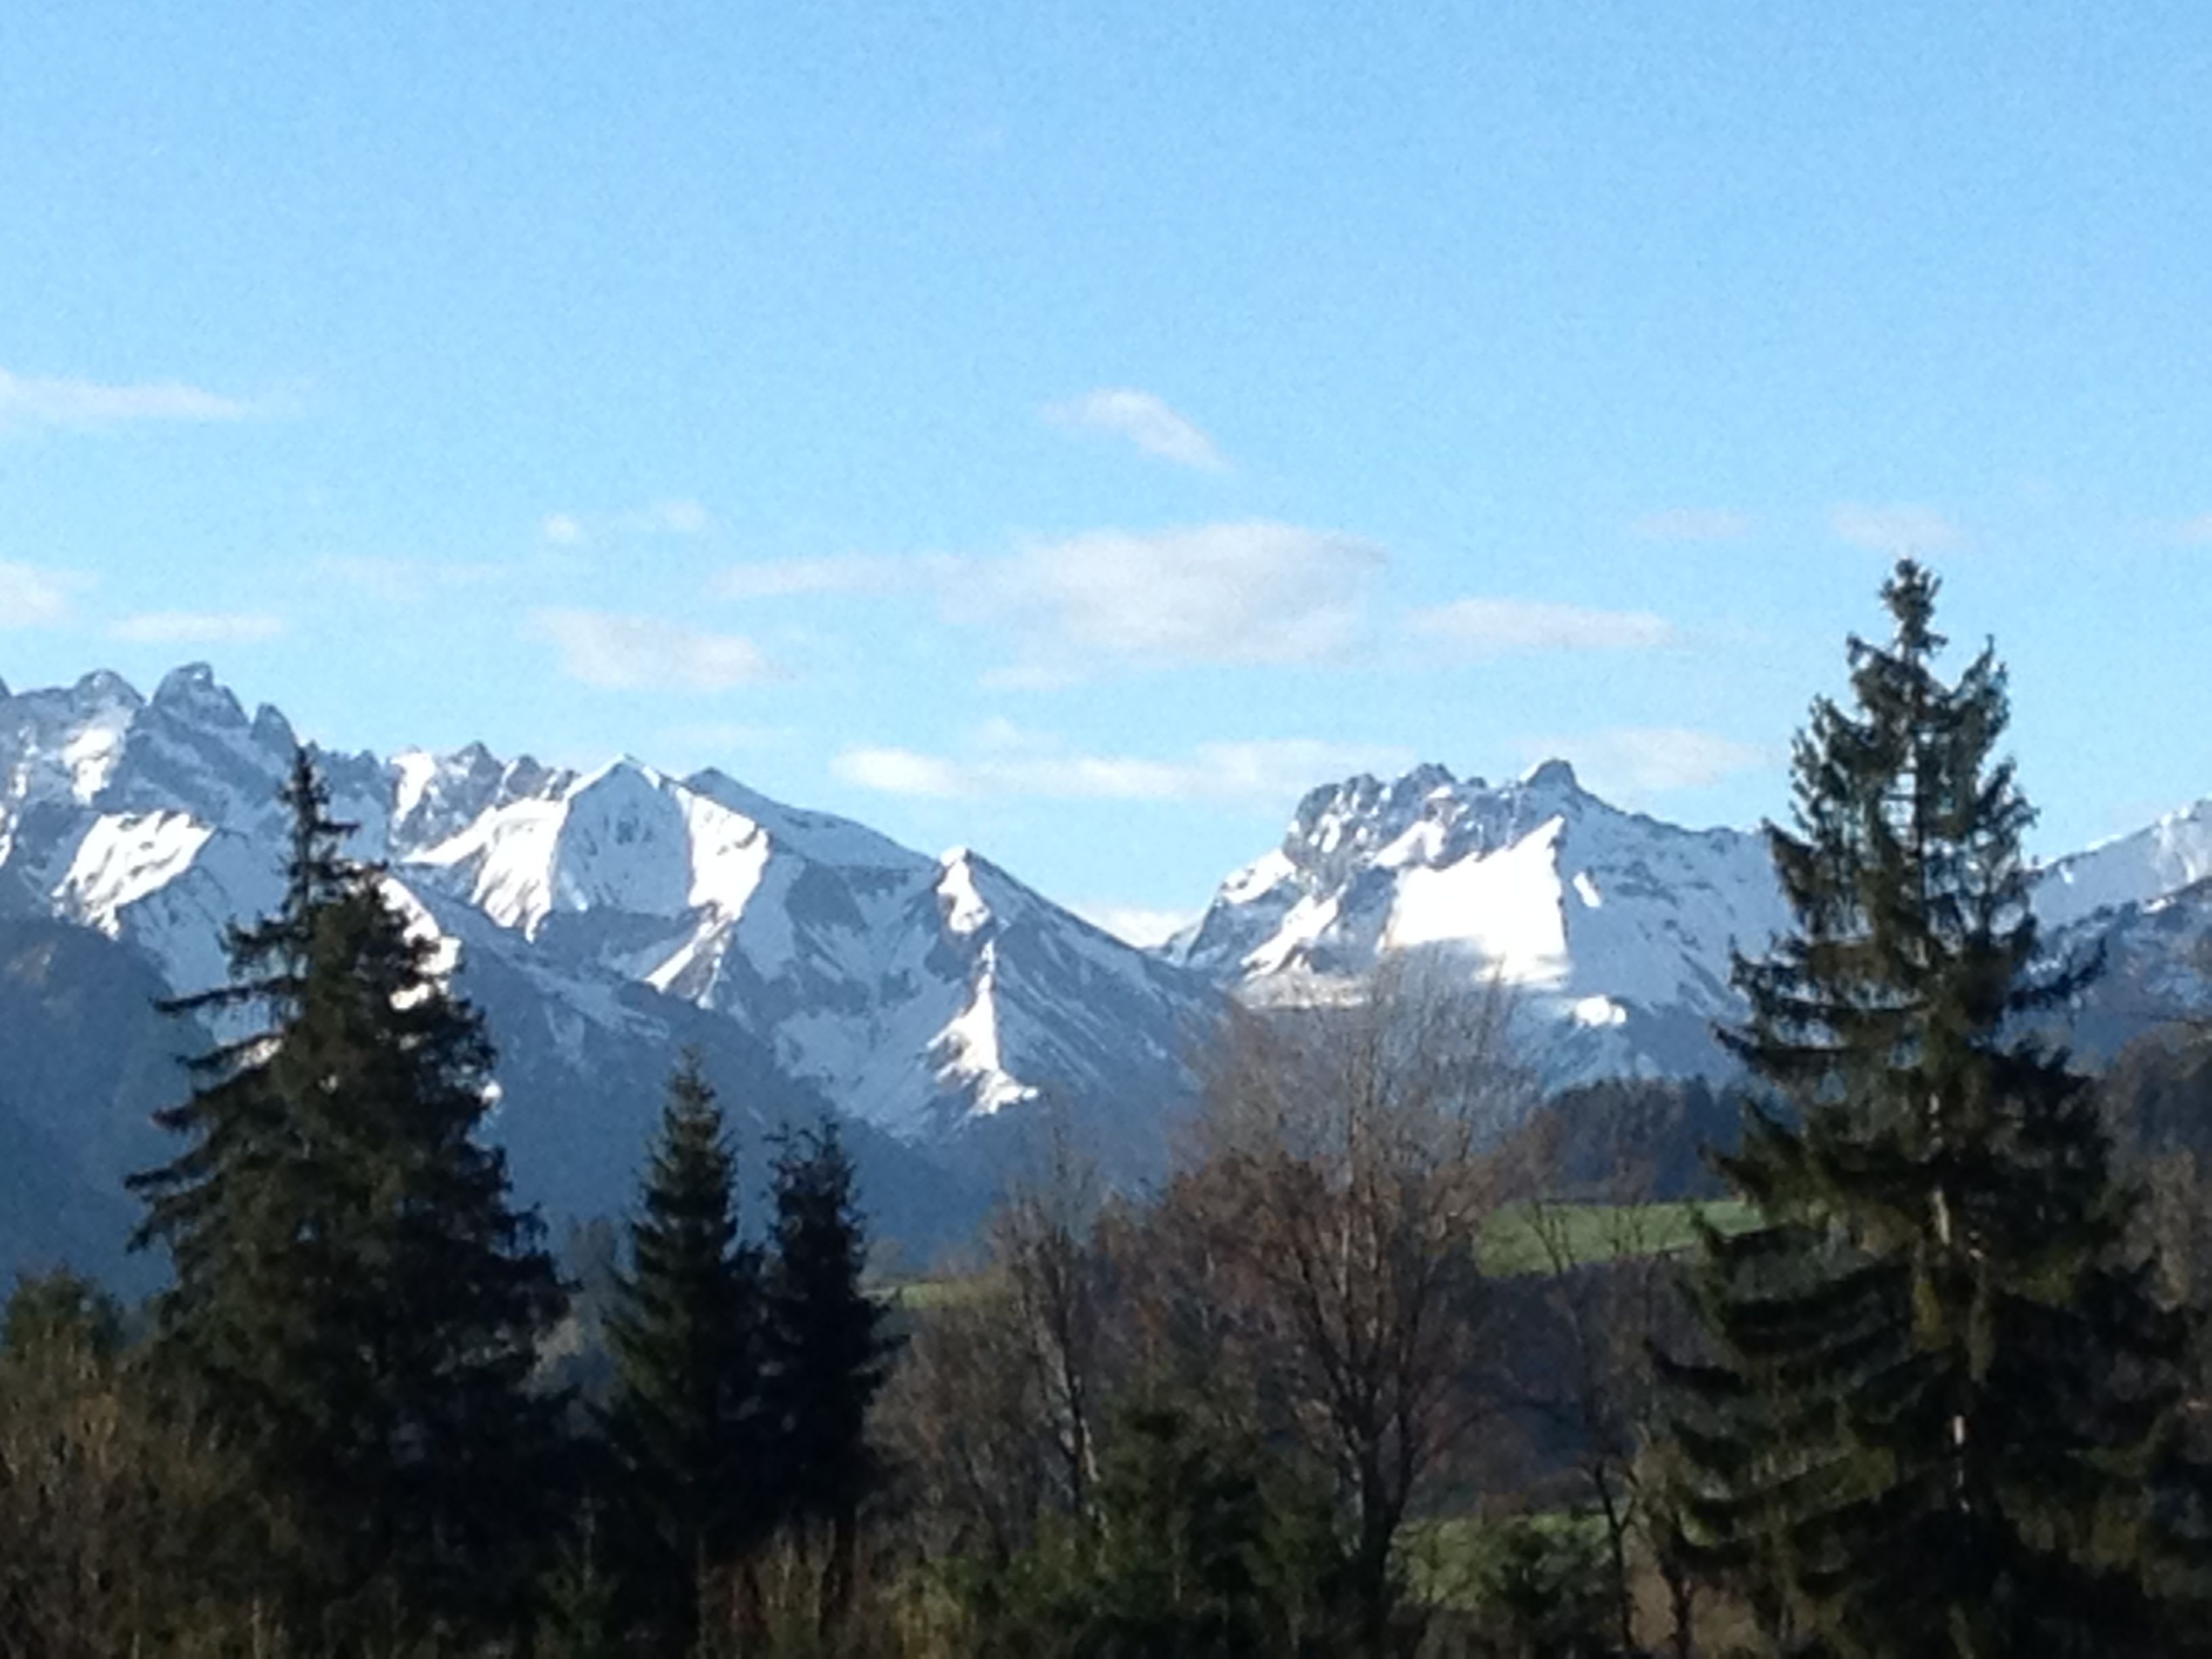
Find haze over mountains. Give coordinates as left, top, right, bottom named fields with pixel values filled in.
left=3, top=663, right=2208, bottom=1286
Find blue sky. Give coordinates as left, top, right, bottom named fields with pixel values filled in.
left=4, top=3, right=2210, bottom=938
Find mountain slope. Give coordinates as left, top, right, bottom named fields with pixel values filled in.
left=0, top=667, right=1217, bottom=1282
left=2037, top=803, right=2212, bottom=931
left=1168, top=760, right=1789, bottom=1079
left=1171, top=759, right=2212, bottom=1084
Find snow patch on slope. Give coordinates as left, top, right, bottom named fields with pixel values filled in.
left=58, top=812, right=213, bottom=932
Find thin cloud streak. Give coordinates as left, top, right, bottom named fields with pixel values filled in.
left=1410, top=597, right=1675, bottom=655
left=0, top=368, right=255, bottom=430
left=705, top=523, right=1381, bottom=679
left=1629, top=508, right=1751, bottom=542
left=1830, top=502, right=1965, bottom=554
left=315, top=555, right=514, bottom=605
left=1519, top=726, right=1771, bottom=798
left=111, top=611, right=286, bottom=644
left=0, top=561, right=77, bottom=627
left=834, top=735, right=1412, bottom=806
left=1044, top=388, right=1227, bottom=470
left=968, top=521, right=1384, bottom=674
left=531, top=609, right=777, bottom=691
left=1071, top=903, right=1200, bottom=948
left=712, top=554, right=938, bottom=600
left=539, top=499, right=712, bottom=546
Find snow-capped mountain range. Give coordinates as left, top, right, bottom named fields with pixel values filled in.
left=1, top=662, right=2207, bottom=1284
left=1172, top=756, right=2212, bottom=1076
left=1, top=664, right=1206, bottom=1145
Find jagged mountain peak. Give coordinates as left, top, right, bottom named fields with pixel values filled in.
left=574, top=754, right=663, bottom=791
left=1279, top=759, right=1607, bottom=893
left=685, top=766, right=922, bottom=873
left=0, top=664, right=1208, bottom=1153
left=1174, top=758, right=1785, bottom=1080
left=149, top=661, right=247, bottom=723
left=69, top=669, right=141, bottom=709
left=1521, top=756, right=1582, bottom=794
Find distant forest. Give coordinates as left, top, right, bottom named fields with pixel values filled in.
left=5, top=559, right=2212, bottom=1657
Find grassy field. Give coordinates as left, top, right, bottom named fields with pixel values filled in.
left=881, top=1200, right=1765, bottom=1307
left=882, top=1272, right=999, bottom=1311
left=1476, top=1197, right=1759, bottom=1276
left=1400, top=1511, right=1610, bottom=1611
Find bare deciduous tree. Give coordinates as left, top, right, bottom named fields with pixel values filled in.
left=1177, top=958, right=1528, bottom=1654
left=991, top=1118, right=1106, bottom=1521
left=880, top=1121, right=1107, bottom=1567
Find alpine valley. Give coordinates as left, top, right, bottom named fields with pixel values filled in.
left=3, top=664, right=2208, bottom=1288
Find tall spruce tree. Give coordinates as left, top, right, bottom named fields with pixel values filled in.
left=602, top=1051, right=764, bottom=1653
left=761, top=1118, right=900, bottom=1631
left=131, top=750, right=564, bottom=1650
left=1660, top=561, right=2205, bottom=1656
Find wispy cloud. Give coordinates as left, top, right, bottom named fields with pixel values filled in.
left=1043, top=388, right=1227, bottom=471
left=702, top=523, right=1382, bottom=682
left=834, top=732, right=1410, bottom=806
left=1830, top=502, right=1965, bottom=554
left=0, top=560, right=78, bottom=627
left=540, top=499, right=712, bottom=546
left=0, top=368, right=254, bottom=430
left=1409, top=597, right=1675, bottom=655
left=1070, top=903, right=1200, bottom=949
left=315, top=555, right=513, bottom=605
left=1629, top=508, right=1750, bottom=542
left=110, top=611, right=285, bottom=644
left=712, top=554, right=938, bottom=600
left=532, top=609, right=777, bottom=691
left=964, top=521, right=1383, bottom=675
left=636, top=499, right=710, bottom=536
left=1518, top=726, right=1770, bottom=798
left=652, top=720, right=788, bottom=758
left=2173, top=513, right=2212, bottom=545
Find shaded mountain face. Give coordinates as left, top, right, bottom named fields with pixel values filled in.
left=0, top=667, right=1217, bottom=1284
left=0, top=916, right=182, bottom=1294
left=1169, top=760, right=2212, bottom=1082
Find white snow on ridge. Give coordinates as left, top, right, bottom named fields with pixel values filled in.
left=2038, top=800, right=2212, bottom=930
left=61, top=704, right=133, bottom=802
left=0, top=667, right=1214, bottom=1145
left=391, top=750, right=440, bottom=827
left=57, top=811, right=214, bottom=932
left=939, top=850, right=994, bottom=935
left=1174, top=760, right=1788, bottom=1078
left=9, top=665, right=2212, bottom=1148
left=1382, top=816, right=1572, bottom=988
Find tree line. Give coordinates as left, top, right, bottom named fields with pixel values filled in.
left=2, top=558, right=2211, bottom=1656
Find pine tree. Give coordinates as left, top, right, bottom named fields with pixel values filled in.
left=602, top=1051, right=765, bottom=1654
left=760, top=1117, right=900, bottom=1633
left=130, top=748, right=564, bottom=1649
left=1660, top=560, right=2204, bottom=1656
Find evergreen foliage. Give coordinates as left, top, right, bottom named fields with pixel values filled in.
left=1, top=1269, right=123, bottom=1364
left=762, top=1116, right=902, bottom=1628
left=129, top=748, right=565, bottom=1648
left=602, top=1050, right=765, bottom=1652
left=951, top=1389, right=1347, bottom=1658
left=1660, top=560, right=2206, bottom=1655
left=1467, top=1517, right=1613, bottom=1659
